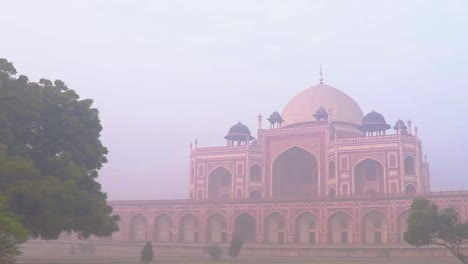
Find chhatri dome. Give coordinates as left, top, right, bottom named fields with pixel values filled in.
left=281, top=67, right=364, bottom=127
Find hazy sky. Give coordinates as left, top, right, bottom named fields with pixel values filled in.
left=1, top=0, right=467, bottom=200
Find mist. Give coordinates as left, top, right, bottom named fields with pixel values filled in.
left=1, top=0, right=467, bottom=200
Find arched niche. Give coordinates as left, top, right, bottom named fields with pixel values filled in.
left=329, top=187, right=336, bottom=197
left=206, top=213, right=227, bottom=243
left=272, top=146, right=318, bottom=198
left=404, top=156, right=415, bottom=175
left=398, top=210, right=411, bottom=243
left=404, top=184, right=417, bottom=194
left=328, top=211, right=352, bottom=245
left=250, top=164, right=262, bottom=182
left=249, top=190, right=261, bottom=200
left=296, top=212, right=317, bottom=244
left=234, top=213, right=256, bottom=243
left=179, top=214, right=199, bottom=243
left=264, top=212, right=285, bottom=244
left=354, top=158, right=384, bottom=195
left=328, top=160, right=336, bottom=179
left=154, top=214, right=172, bottom=242
left=361, top=210, right=388, bottom=244
left=208, top=167, right=232, bottom=199
left=129, top=214, right=147, bottom=241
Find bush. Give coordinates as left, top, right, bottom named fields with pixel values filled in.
left=204, top=244, right=222, bottom=261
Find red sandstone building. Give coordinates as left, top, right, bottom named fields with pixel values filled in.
left=108, top=73, right=468, bottom=247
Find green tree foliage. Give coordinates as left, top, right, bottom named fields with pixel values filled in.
left=0, top=195, right=29, bottom=264
left=405, top=199, right=468, bottom=264
left=140, top=242, right=153, bottom=264
left=0, top=58, right=118, bottom=240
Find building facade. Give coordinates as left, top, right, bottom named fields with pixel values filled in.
left=109, top=76, right=467, bottom=247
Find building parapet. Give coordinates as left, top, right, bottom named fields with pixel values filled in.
left=330, top=134, right=416, bottom=146
left=108, top=190, right=468, bottom=207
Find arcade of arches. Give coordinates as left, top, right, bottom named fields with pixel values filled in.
left=119, top=201, right=465, bottom=245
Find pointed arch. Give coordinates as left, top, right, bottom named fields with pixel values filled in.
left=249, top=164, right=262, bottom=182
left=404, top=183, right=417, bottom=194
left=129, top=214, right=147, bottom=241
left=361, top=210, right=388, bottom=244
left=404, top=156, right=415, bottom=175
left=328, top=187, right=336, bottom=197
left=179, top=214, right=199, bottom=243
left=328, top=211, right=352, bottom=245
left=398, top=210, right=411, bottom=243
left=249, top=189, right=262, bottom=200
left=272, top=146, right=318, bottom=198
left=154, top=213, right=172, bottom=242
left=206, top=213, right=227, bottom=243
left=295, top=211, right=318, bottom=244
left=264, top=212, right=285, bottom=244
left=234, top=212, right=256, bottom=243
left=208, top=166, right=232, bottom=199
left=353, top=158, right=384, bottom=195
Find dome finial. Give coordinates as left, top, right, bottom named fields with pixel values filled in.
left=319, top=64, right=324, bottom=84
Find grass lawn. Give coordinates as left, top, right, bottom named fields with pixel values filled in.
left=17, top=256, right=461, bottom=264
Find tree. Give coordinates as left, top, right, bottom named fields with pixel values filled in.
left=204, top=244, right=222, bottom=261
left=228, top=236, right=244, bottom=259
left=0, top=195, right=29, bottom=264
left=140, top=242, right=154, bottom=264
left=0, top=58, right=119, bottom=241
left=405, top=198, right=468, bottom=264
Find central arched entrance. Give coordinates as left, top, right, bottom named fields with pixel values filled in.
left=272, top=147, right=318, bottom=198
left=234, top=213, right=256, bottom=243
left=208, top=167, right=232, bottom=199
left=354, top=158, right=384, bottom=195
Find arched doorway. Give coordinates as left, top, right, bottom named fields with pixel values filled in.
left=272, top=147, right=318, bottom=198
left=250, top=164, right=262, bottom=182
left=398, top=210, right=410, bottom=243
left=296, top=212, right=317, bottom=244
left=264, top=213, right=285, bottom=244
left=328, top=211, right=352, bottom=244
left=208, top=167, right=232, bottom=199
left=179, top=214, right=199, bottom=243
left=354, top=159, right=384, bottom=195
left=129, top=214, right=147, bottom=241
left=234, top=213, right=256, bottom=243
left=206, top=213, right=227, bottom=243
left=154, top=214, right=172, bottom=242
left=362, top=210, right=388, bottom=244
